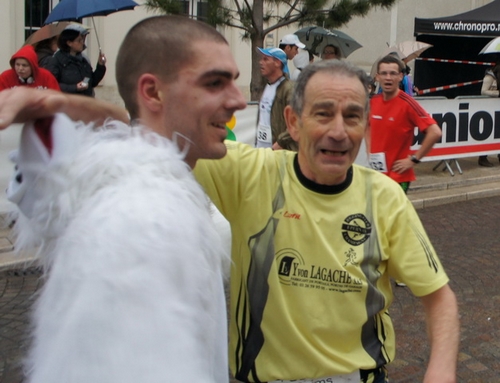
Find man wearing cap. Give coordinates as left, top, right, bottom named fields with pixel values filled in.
left=279, top=34, right=305, bottom=60
left=256, top=47, right=295, bottom=150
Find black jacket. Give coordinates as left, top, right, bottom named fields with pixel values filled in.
left=36, top=47, right=54, bottom=69
left=48, top=50, right=106, bottom=97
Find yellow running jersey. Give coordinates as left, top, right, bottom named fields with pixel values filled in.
left=194, top=142, right=449, bottom=383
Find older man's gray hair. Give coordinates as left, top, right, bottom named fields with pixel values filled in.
left=291, top=60, right=371, bottom=116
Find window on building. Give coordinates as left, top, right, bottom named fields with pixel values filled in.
left=177, top=0, right=209, bottom=22
left=196, top=1, right=209, bottom=22
left=25, top=0, right=52, bottom=40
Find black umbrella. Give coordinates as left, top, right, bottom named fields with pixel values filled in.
left=294, top=26, right=362, bottom=58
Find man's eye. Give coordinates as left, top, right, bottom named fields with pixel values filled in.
left=207, top=79, right=223, bottom=88
left=345, top=114, right=362, bottom=122
left=316, top=111, right=332, bottom=118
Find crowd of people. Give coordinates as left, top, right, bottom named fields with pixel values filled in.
left=0, top=23, right=106, bottom=97
left=0, top=15, right=465, bottom=383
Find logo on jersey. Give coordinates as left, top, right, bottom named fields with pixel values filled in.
left=276, top=248, right=304, bottom=285
left=342, top=213, right=372, bottom=246
left=344, top=248, right=359, bottom=267
left=276, top=248, right=363, bottom=291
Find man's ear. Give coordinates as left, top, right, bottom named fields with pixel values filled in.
left=284, top=105, right=300, bottom=142
left=137, top=74, right=163, bottom=113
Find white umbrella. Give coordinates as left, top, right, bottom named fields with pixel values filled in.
left=396, top=41, right=433, bottom=62
left=370, top=42, right=432, bottom=78
left=479, top=37, right=500, bottom=54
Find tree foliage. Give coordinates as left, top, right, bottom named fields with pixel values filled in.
left=145, top=0, right=400, bottom=99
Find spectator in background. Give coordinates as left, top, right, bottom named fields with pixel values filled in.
left=400, top=63, right=415, bottom=96
left=0, top=45, right=59, bottom=91
left=48, top=24, right=106, bottom=97
left=374, top=54, right=414, bottom=97
left=279, top=34, right=305, bottom=60
left=291, top=49, right=314, bottom=81
left=368, top=55, right=441, bottom=194
left=478, top=62, right=500, bottom=166
left=321, top=44, right=341, bottom=60
left=33, top=36, right=58, bottom=69
left=256, top=47, right=294, bottom=150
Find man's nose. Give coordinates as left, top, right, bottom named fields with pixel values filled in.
left=326, top=115, right=348, bottom=140
left=226, top=84, right=246, bottom=112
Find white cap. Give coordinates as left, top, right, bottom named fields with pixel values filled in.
left=280, top=34, right=305, bottom=49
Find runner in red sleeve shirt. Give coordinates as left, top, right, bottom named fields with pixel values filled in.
left=368, top=54, right=441, bottom=193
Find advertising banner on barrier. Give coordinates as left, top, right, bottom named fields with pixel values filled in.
left=412, top=97, right=500, bottom=161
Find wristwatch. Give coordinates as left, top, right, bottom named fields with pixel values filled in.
left=410, top=155, right=421, bottom=164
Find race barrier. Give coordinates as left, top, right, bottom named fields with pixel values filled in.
left=412, top=97, right=500, bottom=161
left=415, top=57, right=494, bottom=95
left=416, top=79, right=483, bottom=95
left=416, top=57, right=496, bottom=66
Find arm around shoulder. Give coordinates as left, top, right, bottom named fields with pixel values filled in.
left=420, top=284, right=459, bottom=383
left=0, top=87, right=129, bottom=130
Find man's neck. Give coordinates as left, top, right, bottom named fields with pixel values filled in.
left=382, top=88, right=399, bottom=101
left=266, top=72, right=284, bottom=85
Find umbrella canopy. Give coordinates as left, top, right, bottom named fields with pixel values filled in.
left=395, top=41, right=433, bottom=62
left=24, top=22, right=89, bottom=46
left=45, top=0, right=138, bottom=24
left=479, top=37, right=500, bottom=55
left=370, top=42, right=432, bottom=78
left=294, top=26, right=362, bottom=58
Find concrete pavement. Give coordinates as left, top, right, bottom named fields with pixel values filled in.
left=409, top=155, right=500, bottom=209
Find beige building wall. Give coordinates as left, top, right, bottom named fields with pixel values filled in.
left=0, top=0, right=494, bottom=104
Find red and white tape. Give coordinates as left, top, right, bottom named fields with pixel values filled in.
left=416, top=79, right=483, bottom=95
left=416, top=57, right=495, bottom=66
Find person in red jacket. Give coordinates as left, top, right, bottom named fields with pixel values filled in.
left=0, top=45, right=60, bottom=91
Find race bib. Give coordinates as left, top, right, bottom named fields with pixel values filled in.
left=369, top=152, right=388, bottom=173
left=256, top=124, right=272, bottom=148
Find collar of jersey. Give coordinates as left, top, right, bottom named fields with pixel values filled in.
left=293, top=154, right=353, bottom=194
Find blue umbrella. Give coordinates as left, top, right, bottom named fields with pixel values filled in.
left=45, top=0, right=138, bottom=24
left=45, top=0, right=138, bottom=50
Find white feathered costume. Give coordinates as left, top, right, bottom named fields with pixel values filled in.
left=7, top=114, right=230, bottom=383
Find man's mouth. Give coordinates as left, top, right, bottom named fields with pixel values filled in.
left=321, top=149, right=347, bottom=156
left=211, top=122, right=226, bottom=129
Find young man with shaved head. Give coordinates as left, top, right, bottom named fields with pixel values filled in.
left=0, top=15, right=245, bottom=383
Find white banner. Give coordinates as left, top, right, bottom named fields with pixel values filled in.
left=412, top=97, right=500, bottom=161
